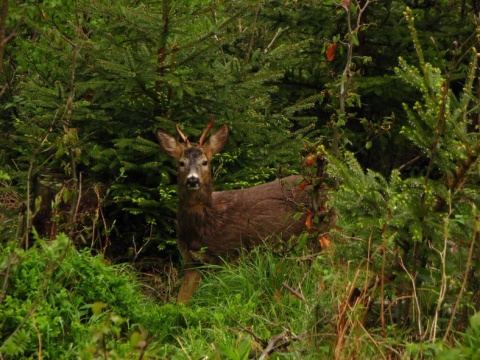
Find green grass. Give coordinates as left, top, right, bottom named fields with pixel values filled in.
left=2, top=234, right=479, bottom=359
left=176, top=250, right=328, bottom=359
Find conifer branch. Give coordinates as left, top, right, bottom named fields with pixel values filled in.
left=0, top=0, right=26, bottom=97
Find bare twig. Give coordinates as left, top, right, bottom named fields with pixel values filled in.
left=259, top=330, right=288, bottom=360
left=132, top=235, right=151, bottom=262
left=398, top=155, right=421, bottom=172
left=282, top=281, right=308, bottom=306
left=259, top=330, right=308, bottom=360
left=265, top=27, right=283, bottom=52
left=334, top=0, right=374, bottom=157
left=444, top=210, right=479, bottom=340
left=399, top=257, right=423, bottom=338
left=228, top=315, right=267, bottom=347
left=428, top=200, right=453, bottom=341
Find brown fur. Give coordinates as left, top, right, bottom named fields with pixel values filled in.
left=157, top=124, right=308, bottom=304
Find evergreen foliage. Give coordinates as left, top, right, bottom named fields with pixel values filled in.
left=325, top=6, right=479, bottom=348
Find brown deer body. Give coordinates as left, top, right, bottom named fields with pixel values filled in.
left=157, top=122, right=308, bottom=304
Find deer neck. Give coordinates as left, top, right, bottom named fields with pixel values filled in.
left=177, top=183, right=216, bottom=249
left=178, top=183, right=213, bottom=214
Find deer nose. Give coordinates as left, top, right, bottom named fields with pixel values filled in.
left=186, top=175, right=200, bottom=188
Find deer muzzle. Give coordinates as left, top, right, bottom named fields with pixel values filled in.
left=186, top=175, right=200, bottom=189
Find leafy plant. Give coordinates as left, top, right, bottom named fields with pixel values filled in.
left=323, top=6, right=479, bottom=355
left=0, top=234, right=188, bottom=358
left=436, top=312, right=480, bottom=360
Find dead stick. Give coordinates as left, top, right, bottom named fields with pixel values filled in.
left=259, top=331, right=308, bottom=360
left=282, top=281, right=308, bottom=304
left=228, top=315, right=267, bottom=347
left=259, top=330, right=289, bottom=360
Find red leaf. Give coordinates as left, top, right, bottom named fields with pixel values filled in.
left=341, top=0, right=350, bottom=8
left=319, top=235, right=333, bottom=248
left=298, top=180, right=308, bottom=192
left=303, top=154, right=316, bottom=167
left=305, top=212, right=313, bottom=229
left=326, top=42, right=337, bottom=62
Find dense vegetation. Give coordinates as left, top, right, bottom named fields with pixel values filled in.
left=1, top=0, right=479, bottom=358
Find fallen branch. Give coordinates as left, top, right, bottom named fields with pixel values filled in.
left=228, top=315, right=267, bottom=347
left=259, top=330, right=308, bottom=360
left=282, top=281, right=308, bottom=305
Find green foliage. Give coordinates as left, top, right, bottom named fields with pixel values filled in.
left=325, top=9, right=479, bottom=353
left=435, top=312, right=480, bottom=360
left=0, top=234, right=188, bottom=358
left=1, top=0, right=313, bottom=254
left=2, top=0, right=478, bottom=255
left=0, top=235, right=333, bottom=358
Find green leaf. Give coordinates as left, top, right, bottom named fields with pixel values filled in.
left=92, top=301, right=106, bottom=316
left=469, top=312, right=480, bottom=330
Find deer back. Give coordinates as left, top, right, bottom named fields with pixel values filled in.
left=192, top=175, right=308, bottom=259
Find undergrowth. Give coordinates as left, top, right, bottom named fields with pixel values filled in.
left=0, top=232, right=392, bottom=359
left=0, top=233, right=332, bottom=359
left=0, top=231, right=341, bottom=358
left=0, top=234, right=188, bottom=359
left=2, top=233, right=480, bottom=358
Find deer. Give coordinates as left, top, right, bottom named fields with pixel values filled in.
left=156, top=120, right=310, bottom=304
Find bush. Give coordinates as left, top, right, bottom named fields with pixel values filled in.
left=0, top=234, right=187, bottom=359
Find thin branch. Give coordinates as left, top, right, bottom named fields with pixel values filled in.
left=334, top=0, right=374, bottom=157
left=398, top=155, right=421, bottom=172
left=399, top=257, right=424, bottom=338
left=282, top=281, right=308, bottom=305
left=259, top=331, right=308, bottom=360
left=259, top=330, right=288, bottom=360
left=444, top=210, right=479, bottom=340
left=428, top=200, right=453, bottom=341
left=228, top=315, right=267, bottom=347
left=265, top=27, right=283, bottom=52
left=245, top=5, right=260, bottom=62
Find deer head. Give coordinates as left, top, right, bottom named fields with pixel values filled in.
left=156, top=120, right=228, bottom=204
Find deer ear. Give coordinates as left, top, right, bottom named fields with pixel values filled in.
left=156, top=128, right=184, bottom=160
left=204, top=124, right=228, bottom=157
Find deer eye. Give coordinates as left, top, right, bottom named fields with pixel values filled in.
left=179, top=161, right=185, bottom=167
left=202, top=160, right=208, bottom=166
